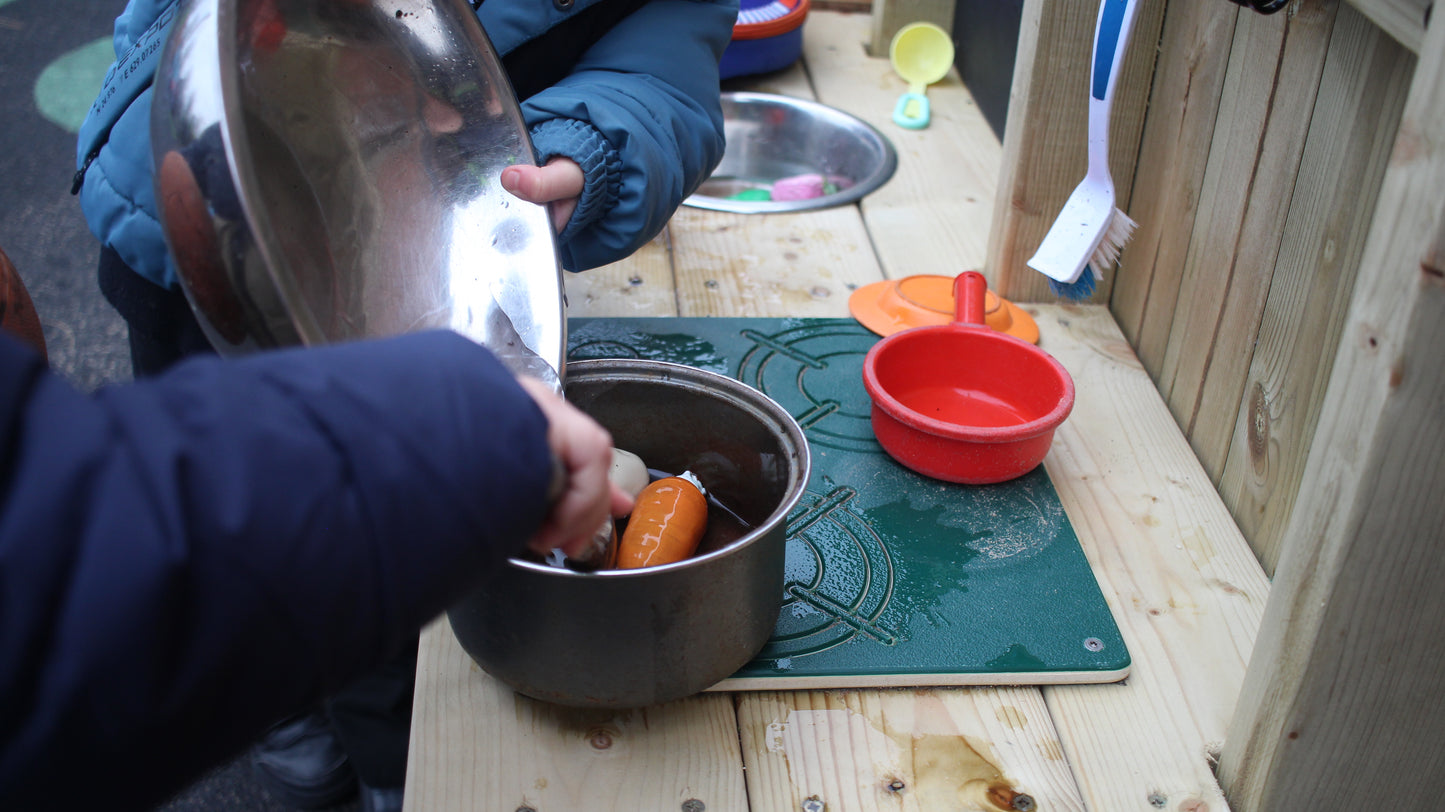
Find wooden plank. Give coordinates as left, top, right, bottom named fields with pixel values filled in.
left=1155, top=3, right=1339, bottom=481
left=1346, top=0, right=1430, bottom=53
left=1110, top=2, right=1239, bottom=371
left=867, top=0, right=955, bottom=58
left=803, top=11, right=1003, bottom=280
left=1031, top=305, right=1270, bottom=811
left=565, top=231, right=680, bottom=319
left=405, top=621, right=749, bottom=811
left=1219, top=7, right=1445, bottom=806
left=1216, top=6, right=1414, bottom=574
left=737, top=689, right=1086, bottom=812
left=671, top=206, right=883, bottom=318
left=985, top=0, right=1165, bottom=304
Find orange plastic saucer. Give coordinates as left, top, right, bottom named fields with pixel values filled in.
left=849, top=274, right=1040, bottom=344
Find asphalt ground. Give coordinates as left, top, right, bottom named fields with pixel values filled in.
left=0, top=0, right=129, bottom=391
left=0, top=1, right=362, bottom=809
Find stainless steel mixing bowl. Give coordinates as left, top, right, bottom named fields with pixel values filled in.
left=150, top=0, right=565, bottom=385
left=684, top=91, right=898, bottom=214
left=448, top=359, right=812, bottom=708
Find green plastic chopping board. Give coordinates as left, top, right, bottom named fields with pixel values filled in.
left=568, top=318, right=1130, bottom=688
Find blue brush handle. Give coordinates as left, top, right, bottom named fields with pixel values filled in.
left=1091, top=0, right=1133, bottom=102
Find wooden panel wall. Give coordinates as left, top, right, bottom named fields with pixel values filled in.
left=993, top=0, right=1415, bottom=573
left=1121, top=0, right=1412, bottom=573
left=1214, top=7, right=1414, bottom=572
left=1219, top=5, right=1445, bottom=804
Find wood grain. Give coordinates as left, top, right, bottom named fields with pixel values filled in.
left=1155, top=3, right=1338, bottom=480
left=406, top=621, right=749, bottom=811
left=1219, top=7, right=1445, bottom=805
left=1215, top=5, right=1414, bottom=574
left=671, top=206, right=882, bottom=318
left=1346, top=0, right=1431, bottom=53
left=737, top=689, right=1085, bottom=811
left=566, top=231, right=680, bottom=319
left=1110, top=2, right=1239, bottom=368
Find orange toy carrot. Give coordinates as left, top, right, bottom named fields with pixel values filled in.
left=615, top=471, right=708, bottom=569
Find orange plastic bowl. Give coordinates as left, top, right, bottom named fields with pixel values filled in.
left=861, top=272, right=1074, bottom=484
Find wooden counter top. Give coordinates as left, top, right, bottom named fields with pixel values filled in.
left=404, top=12, right=1269, bottom=811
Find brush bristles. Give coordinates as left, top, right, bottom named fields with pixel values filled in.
left=1047, top=209, right=1136, bottom=302
left=1049, top=271, right=1096, bottom=300
left=1090, top=208, right=1137, bottom=271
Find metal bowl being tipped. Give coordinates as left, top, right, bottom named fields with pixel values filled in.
left=685, top=92, right=897, bottom=214
left=150, top=0, right=565, bottom=386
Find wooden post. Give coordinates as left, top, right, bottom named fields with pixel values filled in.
left=1218, top=8, right=1445, bottom=808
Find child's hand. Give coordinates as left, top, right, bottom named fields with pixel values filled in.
left=514, top=376, right=634, bottom=559
left=500, top=158, right=584, bottom=235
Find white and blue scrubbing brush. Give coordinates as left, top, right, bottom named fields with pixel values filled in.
left=1027, top=0, right=1140, bottom=300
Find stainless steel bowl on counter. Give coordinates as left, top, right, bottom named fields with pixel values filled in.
left=448, top=359, right=812, bottom=708
left=684, top=91, right=898, bottom=214
left=150, top=0, right=565, bottom=386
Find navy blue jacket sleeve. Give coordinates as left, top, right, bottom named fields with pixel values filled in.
left=0, top=329, right=552, bottom=810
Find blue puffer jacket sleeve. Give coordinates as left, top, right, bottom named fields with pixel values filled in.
left=0, top=330, right=552, bottom=810
left=517, top=0, right=736, bottom=271
left=76, top=0, right=176, bottom=289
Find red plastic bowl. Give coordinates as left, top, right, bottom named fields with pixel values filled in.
left=861, top=272, right=1074, bottom=484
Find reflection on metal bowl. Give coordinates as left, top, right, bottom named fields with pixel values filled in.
left=685, top=92, right=897, bottom=214
left=149, top=0, right=565, bottom=386
left=447, top=359, right=812, bottom=708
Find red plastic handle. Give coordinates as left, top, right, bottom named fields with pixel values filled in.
left=953, top=271, right=988, bottom=326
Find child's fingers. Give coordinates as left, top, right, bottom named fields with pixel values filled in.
left=500, top=159, right=583, bottom=205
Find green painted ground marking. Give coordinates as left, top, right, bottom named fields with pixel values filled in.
left=35, top=37, right=115, bottom=135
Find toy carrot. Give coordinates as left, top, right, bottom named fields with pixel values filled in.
left=615, top=471, right=708, bottom=569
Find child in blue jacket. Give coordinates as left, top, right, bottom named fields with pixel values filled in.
left=73, top=0, right=737, bottom=807
left=77, top=0, right=736, bottom=333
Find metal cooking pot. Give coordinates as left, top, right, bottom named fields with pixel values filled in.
left=448, top=359, right=812, bottom=708
left=150, top=0, right=565, bottom=385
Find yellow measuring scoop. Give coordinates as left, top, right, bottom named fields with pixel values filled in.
left=889, top=22, right=954, bottom=129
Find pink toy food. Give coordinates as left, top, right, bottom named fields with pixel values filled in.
left=770, top=173, right=850, bottom=201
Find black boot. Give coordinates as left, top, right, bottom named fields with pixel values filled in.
left=250, top=710, right=358, bottom=809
